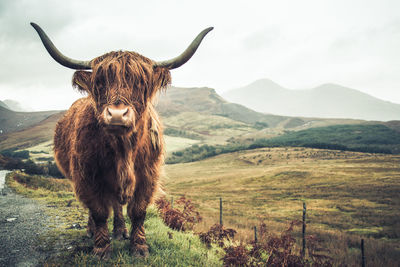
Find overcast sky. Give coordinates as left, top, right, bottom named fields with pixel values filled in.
left=0, top=0, right=399, bottom=110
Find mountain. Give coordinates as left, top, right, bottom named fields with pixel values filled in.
left=156, top=86, right=289, bottom=127
left=157, top=86, right=364, bottom=130
left=3, top=99, right=32, bottom=112
left=222, top=79, right=400, bottom=121
left=0, top=101, right=9, bottom=109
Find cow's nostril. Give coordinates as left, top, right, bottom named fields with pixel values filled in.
left=122, top=108, right=129, bottom=117
left=107, top=107, right=112, bottom=117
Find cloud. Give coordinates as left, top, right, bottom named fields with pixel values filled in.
left=242, top=28, right=280, bottom=51
left=1, top=0, right=400, bottom=110
left=0, top=0, right=78, bottom=43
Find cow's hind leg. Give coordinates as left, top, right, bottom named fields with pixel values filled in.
left=112, top=202, right=129, bottom=240
left=89, top=205, right=111, bottom=259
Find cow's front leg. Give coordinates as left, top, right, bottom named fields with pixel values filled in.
left=89, top=206, right=111, bottom=259
left=112, top=201, right=129, bottom=240
left=127, top=195, right=150, bottom=257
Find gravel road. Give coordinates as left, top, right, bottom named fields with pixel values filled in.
left=0, top=170, right=49, bottom=267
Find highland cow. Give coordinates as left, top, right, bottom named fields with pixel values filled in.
left=31, top=22, right=212, bottom=259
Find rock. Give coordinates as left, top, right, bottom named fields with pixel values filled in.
left=68, top=223, right=82, bottom=229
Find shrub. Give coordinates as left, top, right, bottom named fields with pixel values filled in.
left=156, top=196, right=202, bottom=231
left=0, top=156, right=64, bottom=178
left=24, top=159, right=45, bottom=175
left=221, top=220, right=332, bottom=267
left=199, top=224, right=237, bottom=248
left=0, top=148, right=30, bottom=159
left=47, top=161, right=64, bottom=178
left=222, top=243, right=249, bottom=266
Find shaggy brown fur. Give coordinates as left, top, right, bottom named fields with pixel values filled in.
left=54, top=51, right=171, bottom=258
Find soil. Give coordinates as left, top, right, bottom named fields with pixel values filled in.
left=0, top=171, right=49, bottom=267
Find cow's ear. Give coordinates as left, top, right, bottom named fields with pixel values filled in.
left=72, top=71, right=91, bottom=93
left=152, top=67, right=171, bottom=92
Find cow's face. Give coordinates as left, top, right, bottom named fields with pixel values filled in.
left=72, top=51, right=171, bottom=135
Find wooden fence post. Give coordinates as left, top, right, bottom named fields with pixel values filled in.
left=220, top=197, right=223, bottom=225
left=361, top=239, right=365, bottom=267
left=302, top=202, right=306, bottom=258
left=171, top=197, right=174, bottom=209
left=254, top=226, right=258, bottom=243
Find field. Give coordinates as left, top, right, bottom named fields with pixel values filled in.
left=3, top=139, right=400, bottom=265
left=164, top=147, right=400, bottom=266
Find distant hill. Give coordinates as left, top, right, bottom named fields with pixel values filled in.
left=156, top=86, right=363, bottom=129
left=0, top=106, right=60, bottom=135
left=222, top=79, right=400, bottom=121
left=157, top=86, right=288, bottom=127
left=0, top=111, right=64, bottom=150
left=3, top=99, right=32, bottom=112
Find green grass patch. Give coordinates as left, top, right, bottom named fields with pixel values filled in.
left=256, top=124, right=400, bottom=154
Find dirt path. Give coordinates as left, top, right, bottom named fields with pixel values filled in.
left=0, top=171, right=49, bottom=267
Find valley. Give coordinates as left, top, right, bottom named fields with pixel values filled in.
left=1, top=84, right=399, bottom=265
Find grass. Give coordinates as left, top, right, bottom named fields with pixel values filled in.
left=6, top=171, right=221, bottom=266
left=21, top=140, right=54, bottom=162
left=164, top=135, right=200, bottom=153
left=163, top=112, right=257, bottom=144
left=164, top=147, right=400, bottom=266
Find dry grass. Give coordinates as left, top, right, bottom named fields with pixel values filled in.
left=164, top=111, right=256, bottom=144
left=164, top=136, right=200, bottom=153
left=164, top=147, right=400, bottom=266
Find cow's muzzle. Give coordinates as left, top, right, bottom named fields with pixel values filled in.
left=103, top=104, right=134, bottom=128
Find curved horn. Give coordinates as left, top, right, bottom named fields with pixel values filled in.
left=30, top=22, right=91, bottom=70
left=153, top=27, right=213, bottom=69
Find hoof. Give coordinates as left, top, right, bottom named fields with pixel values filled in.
left=131, top=244, right=149, bottom=258
left=93, top=244, right=111, bottom=260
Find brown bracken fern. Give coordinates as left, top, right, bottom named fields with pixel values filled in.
left=155, top=196, right=202, bottom=231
